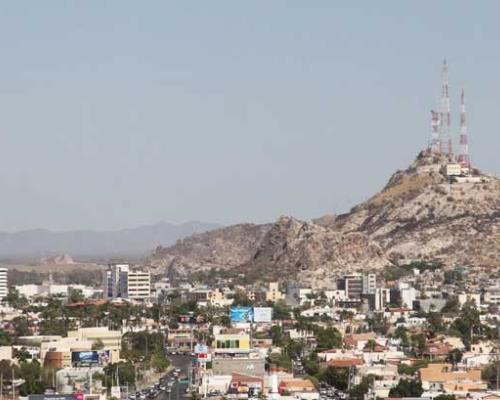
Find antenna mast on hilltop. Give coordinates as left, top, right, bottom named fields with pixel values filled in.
left=439, top=60, right=453, bottom=156
left=430, top=110, right=440, bottom=153
left=457, top=89, right=471, bottom=169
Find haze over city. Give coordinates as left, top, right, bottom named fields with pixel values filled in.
left=1, top=1, right=500, bottom=231
left=0, top=4, right=499, bottom=400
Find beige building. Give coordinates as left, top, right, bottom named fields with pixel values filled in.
left=420, top=363, right=487, bottom=394
left=266, top=282, right=284, bottom=303
left=67, top=327, right=122, bottom=363
left=0, top=346, right=13, bottom=361
left=40, top=337, right=93, bottom=368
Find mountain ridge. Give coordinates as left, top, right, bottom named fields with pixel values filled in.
left=0, top=220, right=222, bottom=260
left=151, top=150, right=500, bottom=286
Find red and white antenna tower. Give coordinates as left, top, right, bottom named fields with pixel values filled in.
left=430, top=110, right=440, bottom=153
left=439, top=60, right=453, bottom=156
left=457, top=89, right=470, bottom=169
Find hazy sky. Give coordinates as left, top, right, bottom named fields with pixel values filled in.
left=0, top=2, right=499, bottom=231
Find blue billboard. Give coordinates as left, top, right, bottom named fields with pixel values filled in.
left=230, top=307, right=254, bottom=323
left=71, top=351, right=99, bottom=364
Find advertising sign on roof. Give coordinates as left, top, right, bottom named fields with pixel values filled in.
left=230, top=307, right=253, bottom=323
left=253, top=307, right=273, bottom=322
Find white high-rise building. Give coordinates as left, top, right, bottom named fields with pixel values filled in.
left=103, top=264, right=129, bottom=299
left=362, top=273, right=377, bottom=295
left=119, top=269, right=151, bottom=300
left=0, top=268, right=8, bottom=300
left=103, top=264, right=150, bottom=301
left=398, top=282, right=417, bottom=309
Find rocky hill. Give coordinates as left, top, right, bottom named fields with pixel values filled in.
left=333, top=151, right=500, bottom=268
left=151, top=223, right=272, bottom=273
left=151, top=150, right=500, bottom=286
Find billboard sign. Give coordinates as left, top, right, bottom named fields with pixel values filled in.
left=71, top=351, right=99, bottom=364
left=194, top=344, right=208, bottom=354
left=178, top=315, right=197, bottom=324
left=111, top=386, right=121, bottom=399
left=253, top=307, right=273, bottom=322
left=230, top=307, right=253, bottom=323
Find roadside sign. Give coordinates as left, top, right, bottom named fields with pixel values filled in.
left=194, top=344, right=208, bottom=354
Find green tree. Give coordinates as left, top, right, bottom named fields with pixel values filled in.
left=17, top=360, right=48, bottom=395
left=446, top=348, right=463, bottom=365
left=68, top=289, right=85, bottom=304
left=14, top=347, right=31, bottom=363
left=441, top=298, right=460, bottom=313
left=450, top=301, right=481, bottom=349
left=482, top=361, right=500, bottom=388
left=273, top=301, right=291, bottom=320
left=230, top=289, right=252, bottom=307
left=349, top=375, right=375, bottom=400
left=268, top=353, right=292, bottom=371
left=397, top=360, right=428, bottom=376
left=434, top=395, right=456, bottom=400
left=444, top=270, right=462, bottom=285
left=103, top=362, right=136, bottom=389
left=313, top=327, right=342, bottom=351
left=285, top=340, right=305, bottom=359
left=365, top=339, right=377, bottom=352
left=12, top=316, right=30, bottom=337
left=426, top=312, right=444, bottom=335
left=410, top=333, right=426, bottom=354
left=319, top=366, right=348, bottom=391
left=270, top=326, right=285, bottom=347
left=5, top=288, right=29, bottom=309
left=0, top=330, right=12, bottom=346
left=388, top=379, right=423, bottom=398
left=394, top=326, right=409, bottom=348
left=303, top=355, right=320, bottom=376
left=151, top=351, right=170, bottom=373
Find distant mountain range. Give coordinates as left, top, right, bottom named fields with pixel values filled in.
left=0, top=221, right=221, bottom=261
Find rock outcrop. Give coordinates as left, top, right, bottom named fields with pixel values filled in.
left=150, top=150, right=500, bottom=285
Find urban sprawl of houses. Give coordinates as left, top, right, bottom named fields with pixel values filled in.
left=0, top=262, right=499, bottom=400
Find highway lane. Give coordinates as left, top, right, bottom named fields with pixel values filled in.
left=158, top=354, right=194, bottom=400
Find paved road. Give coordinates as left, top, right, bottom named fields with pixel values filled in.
left=158, top=355, right=194, bottom=400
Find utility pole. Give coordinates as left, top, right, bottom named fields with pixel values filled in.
left=89, top=367, right=93, bottom=395
left=496, top=360, right=499, bottom=391
left=496, top=325, right=500, bottom=390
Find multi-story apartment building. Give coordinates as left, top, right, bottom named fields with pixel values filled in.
left=0, top=268, right=8, bottom=299
left=362, top=273, right=377, bottom=295
left=103, top=263, right=129, bottom=299
left=119, top=269, right=151, bottom=300
left=265, top=282, right=284, bottom=302
left=484, top=286, right=500, bottom=305
left=337, top=274, right=363, bottom=299
left=103, top=264, right=150, bottom=301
